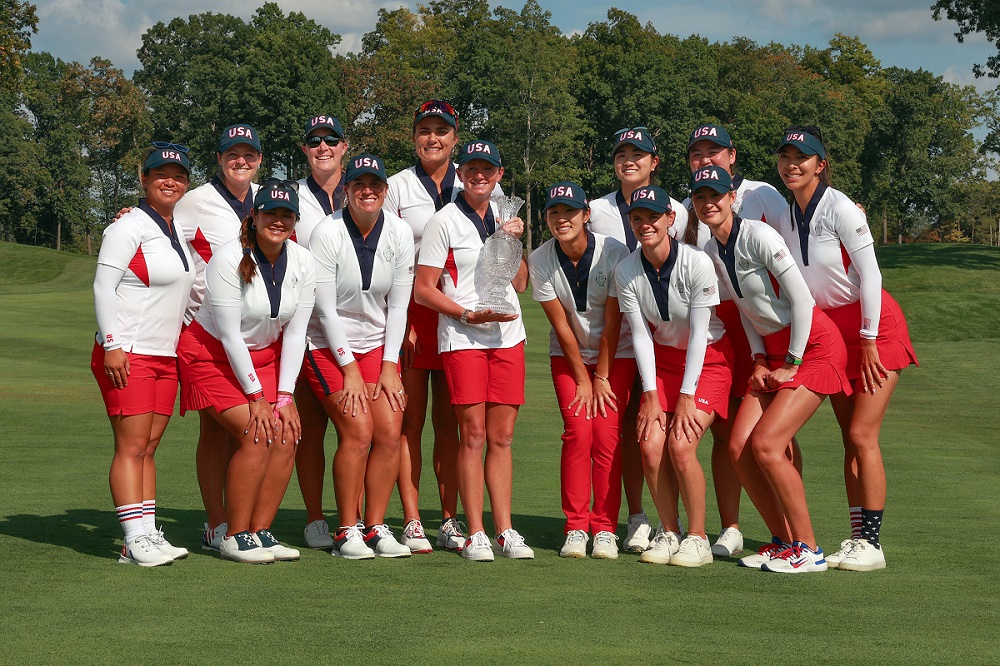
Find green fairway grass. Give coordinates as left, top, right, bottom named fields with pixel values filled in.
left=1, top=241, right=997, bottom=664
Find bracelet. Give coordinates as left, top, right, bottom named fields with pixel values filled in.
left=784, top=353, right=803, bottom=366
left=460, top=309, right=472, bottom=325
left=593, top=373, right=608, bottom=385
left=246, top=390, right=265, bottom=402
left=275, top=394, right=294, bottom=410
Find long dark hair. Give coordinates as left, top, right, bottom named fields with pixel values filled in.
left=684, top=200, right=700, bottom=246
left=238, top=213, right=259, bottom=285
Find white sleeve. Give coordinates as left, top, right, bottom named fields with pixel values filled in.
left=741, top=309, right=766, bottom=357
left=528, top=250, right=557, bottom=302
left=277, top=301, right=312, bottom=394
left=93, top=263, right=126, bottom=350
left=846, top=244, right=882, bottom=339
left=383, top=230, right=414, bottom=363
left=625, top=308, right=657, bottom=393
left=213, top=302, right=263, bottom=395
left=383, top=177, right=402, bottom=217
left=775, top=264, right=815, bottom=359
left=418, top=213, right=449, bottom=268
left=314, top=280, right=356, bottom=367
left=680, top=305, right=710, bottom=396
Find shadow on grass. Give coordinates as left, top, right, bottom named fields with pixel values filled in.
left=877, top=243, right=1000, bottom=271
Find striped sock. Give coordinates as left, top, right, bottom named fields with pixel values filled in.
left=116, top=503, right=145, bottom=541
left=849, top=506, right=862, bottom=539
left=142, top=499, right=156, bottom=533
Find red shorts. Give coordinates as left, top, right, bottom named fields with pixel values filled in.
left=716, top=299, right=753, bottom=400
left=652, top=339, right=734, bottom=419
left=407, top=298, right=443, bottom=371
left=760, top=307, right=852, bottom=396
left=442, top=342, right=525, bottom=405
left=91, top=344, right=178, bottom=416
left=302, top=345, right=386, bottom=398
left=823, top=289, right=918, bottom=383
left=176, top=321, right=279, bottom=415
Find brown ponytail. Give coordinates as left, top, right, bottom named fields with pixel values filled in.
left=684, top=200, right=700, bottom=246
left=238, top=213, right=259, bottom=284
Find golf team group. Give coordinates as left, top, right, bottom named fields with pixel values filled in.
left=92, top=99, right=917, bottom=573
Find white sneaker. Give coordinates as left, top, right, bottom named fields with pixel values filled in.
left=670, top=534, right=713, bottom=567
left=332, top=525, right=375, bottom=560
left=303, top=519, right=335, bottom=549
left=711, top=527, right=743, bottom=558
left=737, top=538, right=788, bottom=569
left=825, top=538, right=856, bottom=568
left=462, top=530, right=495, bottom=562
left=560, top=530, right=588, bottom=558
left=147, top=527, right=189, bottom=560
left=363, top=524, right=411, bottom=558
left=118, top=534, right=173, bottom=567
left=401, top=519, right=433, bottom=554
left=638, top=527, right=681, bottom=564
left=201, top=522, right=227, bottom=552
left=219, top=532, right=275, bottom=564
left=624, top=512, right=652, bottom=553
left=495, top=529, right=534, bottom=559
left=762, top=541, right=828, bottom=573
left=436, top=518, right=466, bottom=551
left=591, top=531, right=619, bottom=560
left=837, top=539, right=886, bottom=572
left=254, top=530, right=301, bottom=561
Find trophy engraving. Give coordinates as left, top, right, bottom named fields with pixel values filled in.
left=475, top=194, right=524, bottom=314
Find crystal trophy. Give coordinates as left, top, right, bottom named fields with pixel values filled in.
left=475, top=194, right=524, bottom=314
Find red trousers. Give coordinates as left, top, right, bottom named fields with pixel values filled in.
left=551, top=355, right=637, bottom=534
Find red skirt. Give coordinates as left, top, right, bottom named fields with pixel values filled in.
left=407, top=296, right=444, bottom=371
left=652, top=339, right=734, bottom=419
left=760, top=307, right=852, bottom=396
left=302, top=345, right=386, bottom=398
left=91, top=344, right=178, bottom=416
left=823, top=289, right=918, bottom=382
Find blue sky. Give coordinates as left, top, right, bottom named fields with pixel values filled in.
left=30, top=0, right=996, bottom=94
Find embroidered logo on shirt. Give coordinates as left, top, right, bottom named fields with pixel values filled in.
left=383, top=248, right=394, bottom=261
left=595, top=270, right=607, bottom=287
left=739, top=259, right=751, bottom=270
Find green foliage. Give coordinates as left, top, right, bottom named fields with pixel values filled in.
left=933, top=0, right=1000, bottom=78
left=0, top=0, right=37, bottom=95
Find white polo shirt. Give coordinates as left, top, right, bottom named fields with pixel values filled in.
left=294, top=175, right=344, bottom=249
left=615, top=239, right=724, bottom=349
left=677, top=176, right=789, bottom=250
left=419, top=199, right=526, bottom=351
left=307, top=209, right=415, bottom=354
left=96, top=202, right=195, bottom=356
left=528, top=232, right=633, bottom=364
left=174, top=178, right=258, bottom=322
left=590, top=189, right=688, bottom=252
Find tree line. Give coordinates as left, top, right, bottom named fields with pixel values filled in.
left=2, top=0, right=1000, bottom=253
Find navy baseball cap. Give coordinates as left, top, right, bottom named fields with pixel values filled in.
left=218, top=123, right=261, bottom=153
left=254, top=179, right=299, bottom=214
left=458, top=140, right=501, bottom=167
left=303, top=114, right=344, bottom=140
left=613, top=127, right=657, bottom=155
left=628, top=186, right=672, bottom=214
left=689, top=165, right=734, bottom=194
left=777, top=128, right=827, bottom=160
left=345, top=153, right=388, bottom=183
left=413, top=99, right=458, bottom=129
left=543, top=181, right=589, bottom=212
left=687, top=123, right=733, bottom=151
left=143, top=142, right=191, bottom=174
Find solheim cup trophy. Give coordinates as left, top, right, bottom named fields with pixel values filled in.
left=475, top=194, right=525, bottom=314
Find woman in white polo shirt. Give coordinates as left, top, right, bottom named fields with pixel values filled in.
left=528, top=182, right=633, bottom=560
left=177, top=180, right=316, bottom=563
left=415, top=139, right=533, bottom=562
left=93, top=144, right=195, bottom=566
left=303, top=154, right=415, bottom=560
left=615, top=185, right=733, bottom=568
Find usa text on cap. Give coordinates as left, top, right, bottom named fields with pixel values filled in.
left=687, top=124, right=733, bottom=151
left=689, top=165, right=733, bottom=193
left=254, top=179, right=299, bottom=215
left=218, top=123, right=261, bottom=153
left=303, top=115, right=344, bottom=140
left=413, top=99, right=458, bottom=129
left=458, top=140, right=501, bottom=167
left=544, top=181, right=589, bottom=211
left=628, top=185, right=672, bottom=214
left=345, top=153, right=388, bottom=183
left=777, top=129, right=826, bottom=160
left=143, top=142, right=191, bottom=174
left=613, top=127, right=657, bottom=155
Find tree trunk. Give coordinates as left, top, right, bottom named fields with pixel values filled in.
left=525, top=185, right=533, bottom=251
left=882, top=210, right=887, bottom=244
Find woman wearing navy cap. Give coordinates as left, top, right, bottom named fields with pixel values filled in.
left=774, top=126, right=917, bottom=571
left=615, top=185, right=733, bottom=567
left=94, top=144, right=195, bottom=566
left=528, top=182, right=633, bottom=559
left=415, top=139, right=533, bottom=562
left=384, top=100, right=467, bottom=553
left=303, top=153, right=415, bottom=560
left=693, top=165, right=851, bottom=573
left=293, top=114, right=349, bottom=550
left=177, top=180, right=316, bottom=563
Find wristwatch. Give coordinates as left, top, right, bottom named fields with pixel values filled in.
left=784, top=353, right=803, bottom=366
left=460, top=309, right=472, bottom=325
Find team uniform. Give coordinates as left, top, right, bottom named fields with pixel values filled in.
left=766, top=184, right=917, bottom=382
left=703, top=216, right=851, bottom=396
left=528, top=232, right=634, bottom=539
left=590, top=190, right=688, bottom=252
left=419, top=197, right=527, bottom=405
left=294, top=175, right=344, bottom=249
left=302, top=208, right=415, bottom=395
left=177, top=239, right=316, bottom=413
left=615, top=238, right=733, bottom=418
left=92, top=200, right=195, bottom=415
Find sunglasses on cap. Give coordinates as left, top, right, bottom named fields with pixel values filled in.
left=151, top=141, right=189, bottom=153
left=305, top=135, right=342, bottom=148
left=414, top=99, right=459, bottom=120
left=260, top=177, right=300, bottom=192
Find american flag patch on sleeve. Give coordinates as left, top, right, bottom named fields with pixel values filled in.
left=856, top=226, right=869, bottom=236
left=703, top=285, right=716, bottom=296
left=773, top=249, right=787, bottom=261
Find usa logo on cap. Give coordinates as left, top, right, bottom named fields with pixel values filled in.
left=693, top=168, right=720, bottom=184
left=466, top=142, right=492, bottom=155
left=310, top=115, right=336, bottom=128
left=549, top=184, right=575, bottom=199
left=229, top=125, right=255, bottom=140
left=352, top=155, right=381, bottom=171
left=617, top=129, right=645, bottom=143
left=269, top=188, right=291, bottom=202
left=785, top=132, right=805, bottom=143
left=632, top=188, right=657, bottom=203
left=691, top=126, right=719, bottom=140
